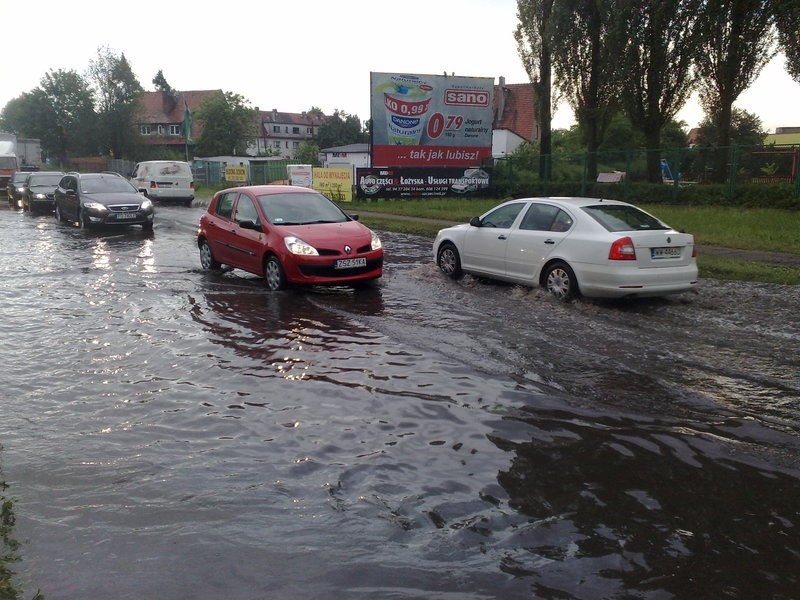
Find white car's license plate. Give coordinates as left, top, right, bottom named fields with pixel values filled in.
left=116, top=212, right=138, bottom=219
left=651, top=246, right=681, bottom=259
left=335, top=257, right=367, bottom=269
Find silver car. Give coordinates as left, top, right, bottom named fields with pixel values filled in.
left=433, top=197, right=698, bottom=300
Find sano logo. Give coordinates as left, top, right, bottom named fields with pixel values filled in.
left=444, top=89, right=490, bottom=107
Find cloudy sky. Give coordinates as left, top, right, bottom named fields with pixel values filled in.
left=2, top=0, right=797, bottom=133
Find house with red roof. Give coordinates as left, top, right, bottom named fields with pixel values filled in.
left=492, top=78, right=538, bottom=157
left=248, top=108, right=328, bottom=159
left=135, top=90, right=219, bottom=155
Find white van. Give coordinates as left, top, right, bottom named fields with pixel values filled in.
left=131, top=161, right=194, bottom=206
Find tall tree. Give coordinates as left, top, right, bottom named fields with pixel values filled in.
left=695, top=0, right=775, bottom=182
left=315, top=110, right=366, bottom=149
left=619, top=0, right=703, bottom=181
left=515, top=0, right=555, bottom=180
left=0, top=70, right=97, bottom=165
left=152, top=70, right=173, bottom=93
left=40, top=70, right=98, bottom=164
left=88, top=47, right=144, bottom=159
left=551, top=0, right=623, bottom=178
left=194, top=91, right=257, bottom=157
left=772, top=0, right=799, bottom=82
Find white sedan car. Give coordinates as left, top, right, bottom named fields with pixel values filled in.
left=433, top=197, right=698, bottom=300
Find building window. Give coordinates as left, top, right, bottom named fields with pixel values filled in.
left=273, top=141, right=280, bottom=148
left=169, top=124, right=181, bottom=135
left=273, top=125, right=280, bottom=133
left=293, top=142, right=299, bottom=149
left=292, top=127, right=300, bottom=134
left=140, top=125, right=151, bottom=135
left=157, top=125, right=165, bottom=135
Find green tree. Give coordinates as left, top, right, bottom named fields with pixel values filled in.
left=315, top=110, right=366, bottom=149
left=619, top=0, right=703, bottom=181
left=152, top=69, right=173, bottom=93
left=695, top=108, right=766, bottom=147
left=194, top=91, right=257, bottom=156
left=295, top=142, right=322, bottom=166
left=87, top=47, right=144, bottom=159
left=0, top=70, right=97, bottom=165
left=695, top=0, right=775, bottom=182
left=551, top=0, right=624, bottom=178
left=516, top=0, right=555, bottom=180
left=40, top=69, right=98, bottom=163
left=773, top=0, right=800, bottom=82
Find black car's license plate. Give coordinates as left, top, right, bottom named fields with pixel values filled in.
left=334, top=257, right=367, bottom=269
left=116, top=212, right=138, bottom=220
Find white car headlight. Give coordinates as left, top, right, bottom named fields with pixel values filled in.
left=371, top=231, right=382, bottom=251
left=284, top=236, right=319, bottom=256
left=83, top=201, right=107, bottom=211
left=140, top=198, right=153, bottom=210
left=34, top=193, right=47, bottom=199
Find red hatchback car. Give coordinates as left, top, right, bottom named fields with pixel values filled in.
left=197, top=185, right=383, bottom=290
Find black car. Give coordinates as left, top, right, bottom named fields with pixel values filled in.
left=54, top=172, right=154, bottom=231
left=22, top=171, right=64, bottom=214
left=7, top=171, right=31, bottom=209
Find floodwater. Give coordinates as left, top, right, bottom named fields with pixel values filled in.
left=1, top=204, right=799, bottom=599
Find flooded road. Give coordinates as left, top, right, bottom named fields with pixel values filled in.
left=1, top=204, right=799, bottom=599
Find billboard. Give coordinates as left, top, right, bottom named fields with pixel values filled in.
left=356, top=167, right=490, bottom=199
left=370, top=72, right=494, bottom=168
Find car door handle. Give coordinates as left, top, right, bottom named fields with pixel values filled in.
left=544, top=239, right=555, bottom=245
left=498, top=234, right=507, bottom=240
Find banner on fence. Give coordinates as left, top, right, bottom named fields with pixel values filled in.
left=312, top=168, right=353, bottom=201
left=356, top=167, right=490, bottom=198
left=225, top=166, right=247, bottom=182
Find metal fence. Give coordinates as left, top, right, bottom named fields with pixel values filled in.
left=492, top=144, right=800, bottom=203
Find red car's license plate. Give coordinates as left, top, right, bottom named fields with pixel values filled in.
left=334, top=257, right=367, bottom=269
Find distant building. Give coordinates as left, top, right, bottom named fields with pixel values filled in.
left=491, top=78, right=538, bottom=158
left=135, top=90, right=219, bottom=155
left=248, top=109, right=328, bottom=159
left=320, top=143, right=370, bottom=169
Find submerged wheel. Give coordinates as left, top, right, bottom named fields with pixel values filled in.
left=199, top=239, right=221, bottom=270
left=264, top=255, right=286, bottom=291
left=54, top=204, right=65, bottom=222
left=437, top=242, right=463, bottom=279
left=544, top=261, right=578, bottom=301
left=79, top=211, right=91, bottom=229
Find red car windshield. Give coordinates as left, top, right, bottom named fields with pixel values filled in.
left=257, top=192, right=348, bottom=225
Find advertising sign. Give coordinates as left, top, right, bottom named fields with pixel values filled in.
left=312, top=167, right=353, bottom=201
left=225, top=166, right=247, bottom=182
left=370, top=72, right=494, bottom=168
left=356, top=167, right=491, bottom=199
left=287, top=164, right=313, bottom=187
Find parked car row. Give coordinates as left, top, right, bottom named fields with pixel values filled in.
left=8, top=170, right=155, bottom=232
left=9, top=175, right=698, bottom=300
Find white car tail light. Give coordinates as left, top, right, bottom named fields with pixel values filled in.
left=609, top=236, right=636, bottom=260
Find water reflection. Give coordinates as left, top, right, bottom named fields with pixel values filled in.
left=492, top=404, right=800, bottom=598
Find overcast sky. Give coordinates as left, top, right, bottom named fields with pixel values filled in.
left=2, top=0, right=798, bottom=133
